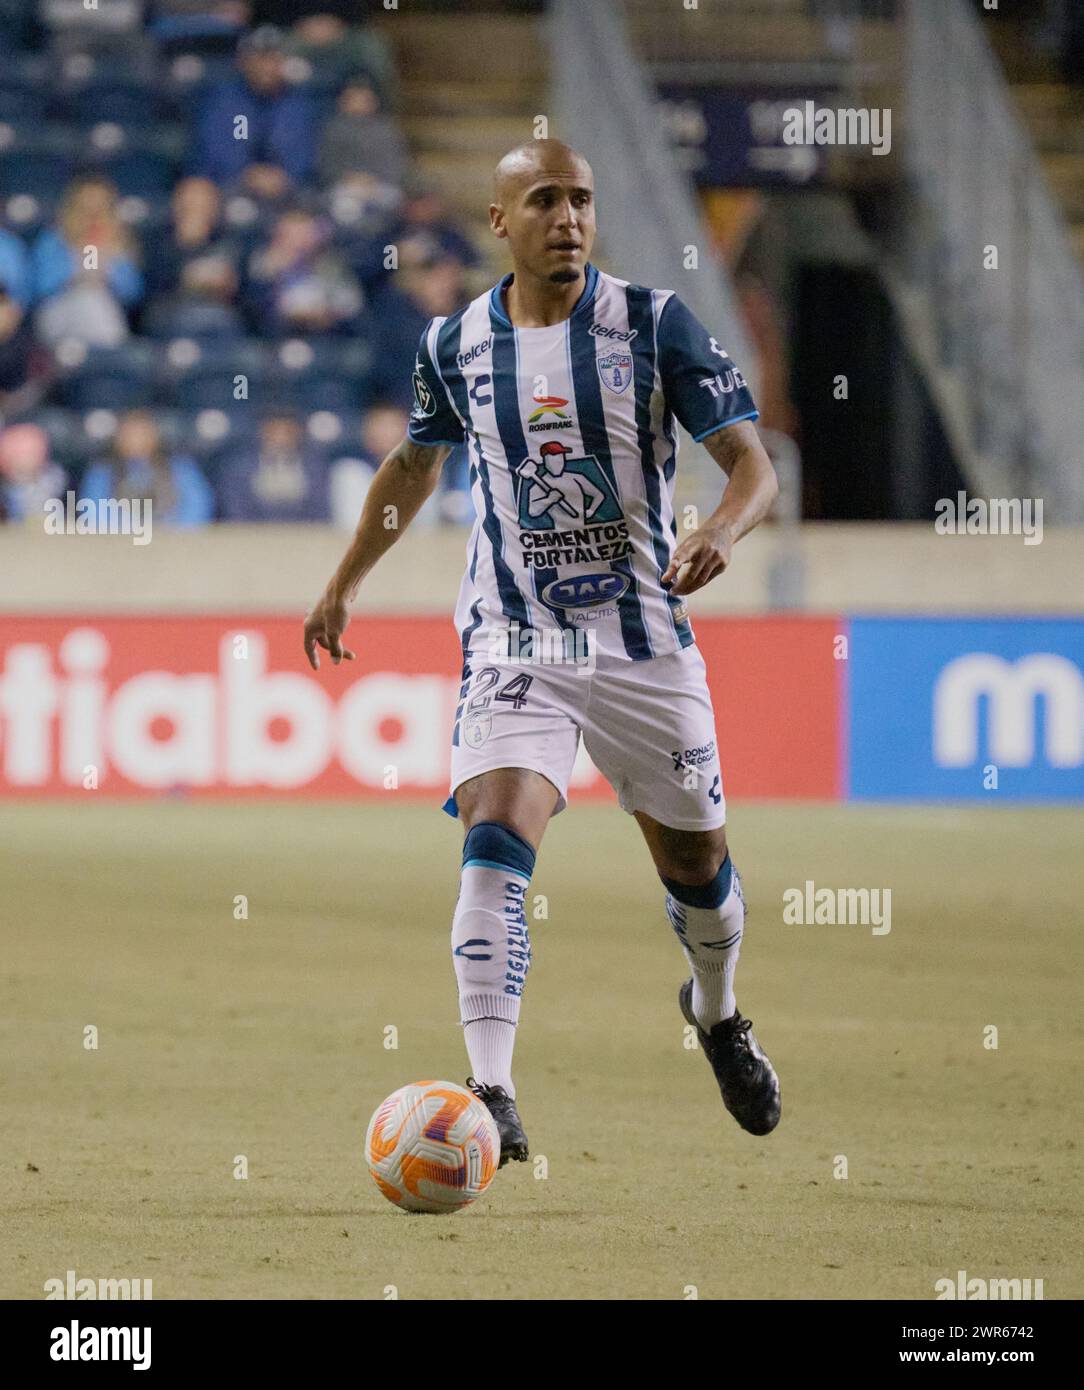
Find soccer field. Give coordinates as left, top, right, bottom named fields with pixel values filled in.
left=2, top=800, right=1080, bottom=1301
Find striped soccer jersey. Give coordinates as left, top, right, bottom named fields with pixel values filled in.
left=407, top=262, right=759, bottom=663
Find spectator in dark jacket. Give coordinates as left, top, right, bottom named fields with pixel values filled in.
left=193, top=25, right=318, bottom=198
left=243, top=209, right=363, bottom=334
left=370, top=244, right=468, bottom=408
left=318, top=75, right=407, bottom=191
left=217, top=412, right=330, bottom=521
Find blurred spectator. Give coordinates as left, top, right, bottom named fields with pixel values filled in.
left=289, top=11, right=398, bottom=107
left=318, top=75, right=407, bottom=191
left=0, top=228, right=32, bottom=400
left=370, top=247, right=468, bottom=407
left=30, top=176, right=143, bottom=348
left=244, top=209, right=363, bottom=334
left=328, top=400, right=405, bottom=529
left=142, top=177, right=245, bottom=336
left=0, top=424, right=68, bottom=524
left=80, top=409, right=213, bottom=526
left=0, top=227, right=30, bottom=312
left=193, top=25, right=318, bottom=197
left=397, top=180, right=481, bottom=271
left=0, top=291, right=32, bottom=400
left=217, top=411, right=330, bottom=520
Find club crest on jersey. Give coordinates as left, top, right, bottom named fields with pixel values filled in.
left=597, top=350, right=633, bottom=395
left=463, top=713, right=492, bottom=748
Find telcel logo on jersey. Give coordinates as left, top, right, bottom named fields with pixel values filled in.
left=589, top=323, right=637, bottom=342
left=456, top=335, right=493, bottom=369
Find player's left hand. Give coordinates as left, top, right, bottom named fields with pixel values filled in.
left=661, top=523, right=735, bottom=596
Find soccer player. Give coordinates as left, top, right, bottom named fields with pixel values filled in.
left=304, top=140, right=781, bottom=1164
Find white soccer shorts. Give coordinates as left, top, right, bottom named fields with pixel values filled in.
left=447, top=644, right=726, bottom=830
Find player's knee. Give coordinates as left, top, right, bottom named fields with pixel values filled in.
left=462, top=821, right=536, bottom=881
left=655, top=831, right=728, bottom=887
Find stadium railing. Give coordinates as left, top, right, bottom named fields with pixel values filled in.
left=891, top=0, right=1084, bottom=518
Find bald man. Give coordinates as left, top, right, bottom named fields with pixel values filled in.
left=304, top=140, right=781, bottom=1166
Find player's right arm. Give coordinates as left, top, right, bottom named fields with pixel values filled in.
left=303, top=436, right=451, bottom=669
left=304, top=320, right=467, bottom=669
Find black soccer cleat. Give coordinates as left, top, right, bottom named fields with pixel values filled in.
left=679, top=980, right=781, bottom=1136
left=466, top=1077, right=529, bottom=1167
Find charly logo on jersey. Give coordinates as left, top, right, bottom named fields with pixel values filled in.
left=541, top=571, right=629, bottom=609
left=526, top=394, right=573, bottom=433
left=597, top=350, right=633, bottom=395
left=410, top=358, right=436, bottom=418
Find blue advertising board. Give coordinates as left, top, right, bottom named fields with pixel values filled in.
left=847, top=618, right=1084, bottom=801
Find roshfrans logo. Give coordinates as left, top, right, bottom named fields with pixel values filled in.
left=528, top=394, right=570, bottom=423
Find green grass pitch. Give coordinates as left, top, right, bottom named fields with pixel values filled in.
left=2, top=800, right=1080, bottom=1300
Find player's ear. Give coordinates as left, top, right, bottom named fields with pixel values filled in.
left=489, top=203, right=507, bottom=239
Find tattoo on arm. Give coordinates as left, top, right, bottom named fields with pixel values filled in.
left=701, top=419, right=761, bottom=476
left=387, top=438, right=452, bottom=479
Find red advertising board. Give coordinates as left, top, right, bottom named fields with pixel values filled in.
left=0, top=615, right=842, bottom=799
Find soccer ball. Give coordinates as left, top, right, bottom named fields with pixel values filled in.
left=364, top=1080, right=501, bottom=1214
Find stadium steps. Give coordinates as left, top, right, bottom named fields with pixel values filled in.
left=990, top=22, right=1084, bottom=271
left=373, top=13, right=545, bottom=279
left=621, top=5, right=900, bottom=71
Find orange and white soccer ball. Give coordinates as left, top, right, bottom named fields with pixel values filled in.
left=365, top=1080, right=501, bottom=1214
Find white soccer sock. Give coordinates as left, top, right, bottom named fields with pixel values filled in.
left=664, top=856, right=745, bottom=1031
left=452, top=823, right=535, bottom=1099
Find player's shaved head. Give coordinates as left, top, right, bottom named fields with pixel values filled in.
left=493, top=139, right=592, bottom=203
left=490, top=140, right=596, bottom=295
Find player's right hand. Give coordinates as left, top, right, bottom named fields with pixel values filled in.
left=303, top=592, right=357, bottom=670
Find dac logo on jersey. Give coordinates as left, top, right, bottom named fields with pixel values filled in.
left=597, top=350, right=633, bottom=395
left=411, top=361, right=436, bottom=419
left=541, top=572, right=629, bottom=610
left=516, top=441, right=623, bottom=529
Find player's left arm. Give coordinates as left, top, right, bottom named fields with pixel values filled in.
left=661, top=419, right=778, bottom=596
left=655, top=292, right=778, bottom=596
